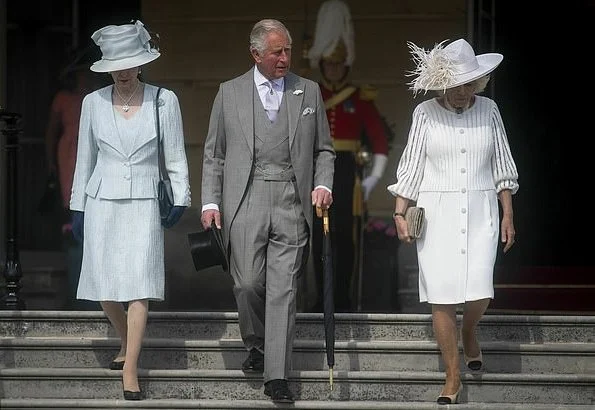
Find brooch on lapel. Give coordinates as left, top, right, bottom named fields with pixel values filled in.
left=302, top=107, right=315, bottom=116
left=293, top=89, right=303, bottom=95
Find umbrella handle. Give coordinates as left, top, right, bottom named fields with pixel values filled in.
left=316, top=206, right=330, bottom=235
left=322, top=208, right=329, bottom=234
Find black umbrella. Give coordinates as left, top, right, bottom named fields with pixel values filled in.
left=317, top=206, right=335, bottom=390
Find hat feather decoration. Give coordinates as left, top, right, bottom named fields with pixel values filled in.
left=406, top=40, right=455, bottom=95
left=307, top=0, right=355, bottom=68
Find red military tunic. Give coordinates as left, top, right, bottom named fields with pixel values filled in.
left=319, top=83, right=389, bottom=156
left=312, top=81, right=389, bottom=312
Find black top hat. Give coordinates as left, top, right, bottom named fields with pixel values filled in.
left=188, top=224, right=228, bottom=272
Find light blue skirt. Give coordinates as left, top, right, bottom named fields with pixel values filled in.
left=77, top=196, right=165, bottom=302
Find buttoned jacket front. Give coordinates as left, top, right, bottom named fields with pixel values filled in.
left=201, top=68, right=335, bottom=249
left=70, top=84, right=191, bottom=211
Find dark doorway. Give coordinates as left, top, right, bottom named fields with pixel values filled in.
left=490, top=1, right=595, bottom=312
left=6, top=0, right=141, bottom=250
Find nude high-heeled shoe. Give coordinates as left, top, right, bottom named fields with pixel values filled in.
left=437, top=382, right=462, bottom=405
left=464, top=350, right=483, bottom=371
left=461, top=328, right=483, bottom=371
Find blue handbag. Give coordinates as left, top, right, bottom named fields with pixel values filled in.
left=155, top=87, right=174, bottom=219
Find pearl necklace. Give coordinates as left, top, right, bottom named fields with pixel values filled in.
left=114, top=81, right=141, bottom=112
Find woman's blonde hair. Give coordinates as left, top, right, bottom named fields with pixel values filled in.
left=436, top=75, right=491, bottom=95
left=474, top=75, right=490, bottom=93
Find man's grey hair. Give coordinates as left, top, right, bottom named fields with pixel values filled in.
left=249, top=19, right=292, bottom=54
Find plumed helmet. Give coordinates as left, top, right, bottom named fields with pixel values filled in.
left=307, top=0, right=355, bottom=68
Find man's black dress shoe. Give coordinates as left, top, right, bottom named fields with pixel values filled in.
left=123, top=389, right=143, bottom=400
left=241, top=348, right=264, bottom=373
left=264, top=379, right=295, bottom=403
left=109, top=360, right=125, bottom=370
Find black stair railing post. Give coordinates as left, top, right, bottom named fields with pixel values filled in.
left=0, top=109, right=25, bottom=310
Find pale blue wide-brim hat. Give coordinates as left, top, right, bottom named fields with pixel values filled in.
left=90, top=20, right=160, bottom=73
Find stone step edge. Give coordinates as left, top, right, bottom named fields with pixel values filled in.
left=2, top=311, right=595, bottom=326
left=2, top=368, right=595, bottom=384
left=0, top=398, right=590, bottom=409
left=2, top=337, right=594, bottom=354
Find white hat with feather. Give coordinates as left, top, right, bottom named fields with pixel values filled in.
left=407, top=38, right=503, bottom=94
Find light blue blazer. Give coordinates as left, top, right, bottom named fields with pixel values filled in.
left=70, top=84, right=190, bottom=211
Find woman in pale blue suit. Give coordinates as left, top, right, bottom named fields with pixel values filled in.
left=69, top=20, right=190, bottom=400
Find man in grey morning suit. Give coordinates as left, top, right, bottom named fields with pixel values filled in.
left=200, top=19, right=335, bottom=403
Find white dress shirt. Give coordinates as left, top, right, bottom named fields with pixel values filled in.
left=254, top=66, right=284, bottom=112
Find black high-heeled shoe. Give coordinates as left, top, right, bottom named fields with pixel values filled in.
left=109, top=360, right=125, bottom=370
left=123, top=389, right=143, bottom=401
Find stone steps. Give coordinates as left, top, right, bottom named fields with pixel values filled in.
left=0, top=398, right=591, bottom=409
left=2, top=311, right=594, bottom=342
left=1, top=367, right=594, bottom=403
left=0, top=311, right=594, bottom=409
left=2, top=337, right=594, bottom=374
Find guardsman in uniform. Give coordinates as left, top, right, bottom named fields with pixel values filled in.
left=308, top=0, right=389, bottom=311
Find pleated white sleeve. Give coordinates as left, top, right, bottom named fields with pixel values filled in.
left=490, top=102, right=519, bottom=194
left=387, top=104, right=428, bottom=201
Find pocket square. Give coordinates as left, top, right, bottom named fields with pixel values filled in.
left=293, top=89, right=303, bottom=95
left=302, top=107, right=315, bottom=116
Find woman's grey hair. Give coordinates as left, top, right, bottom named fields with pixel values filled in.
left=249, top=19, right=292, bottom=54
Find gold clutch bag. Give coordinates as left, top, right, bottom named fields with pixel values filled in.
left=405, top=206, right=425, bottom=239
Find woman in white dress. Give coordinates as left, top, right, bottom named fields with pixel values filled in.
left=388, top=39, right=518, bottom=405
left=69, top=20, right=191, bottom=400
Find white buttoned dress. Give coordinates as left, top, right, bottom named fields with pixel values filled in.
left=388, top=96, right=519, bottom=304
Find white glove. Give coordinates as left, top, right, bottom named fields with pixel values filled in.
left=362, top=175, right=380, bottom=200
left=361, top=154, right=388, bottom=200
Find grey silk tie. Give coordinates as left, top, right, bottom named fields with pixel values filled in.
left=264, top=81, right=279, bottom=122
